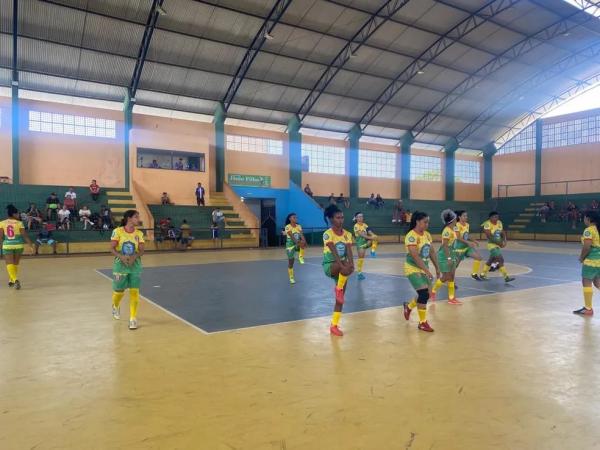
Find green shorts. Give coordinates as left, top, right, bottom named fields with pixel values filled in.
left=356, top=237, right=371, bottom=250
left=2, top=246, right=24, bottom=255
left=489, top=247, right=502, bottom=258
left=112, top=258, right=142, bottom=291
left=408, top=272, right=430, bottom=290
left=438, top=253, right=458, bottom=273
left=456, top=247, right=476, bottom=261
left=582, top=264, right=600, bottom=280
left=286, top=245, right=299, bottom=260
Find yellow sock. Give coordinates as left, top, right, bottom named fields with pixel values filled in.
left=331, top=311, right=341, bottom=326
left=499, top=266, right=508, bottom=278
left=129, top=288, right=140, bottom=320
left=472, top=260, right=481, bottom=274
left=336, top=273, right=348, bottom=290
left=371, top=240, right=378, bottom=251
left=448, top=281, right=455, bottom=300
left=299, top=248, right=305, bottom=259
left=482, top=264, right=490, bottom=275
left=112, top=291, right=125, bottom=308
left=417, top=307, right=427, bottom=323
left=6, top=264, right=17, bottom=282
left=288, top=268, right=294, bottom=279
left=432, top=278, right=443, bottom=293
left=357, top=258, right=364, bottom=273
left=584, top=286, right=593, bottom=310
left=408, top=299, right=417, bottom=309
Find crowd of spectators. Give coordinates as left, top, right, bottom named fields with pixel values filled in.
left=538, top=199, right=599, bottom=229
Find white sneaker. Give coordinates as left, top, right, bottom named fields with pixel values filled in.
left=129, top=319, right=138, bottom=330
left=112, top=306, right=120, bottom=320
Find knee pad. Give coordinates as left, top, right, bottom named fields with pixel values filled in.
left=417, top=288, right=429, bottom=305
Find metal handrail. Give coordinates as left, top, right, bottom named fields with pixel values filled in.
left=497, top=178, right=600, bottom=198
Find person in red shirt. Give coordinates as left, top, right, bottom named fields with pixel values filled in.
left=89, top=179, right=101, bottom=202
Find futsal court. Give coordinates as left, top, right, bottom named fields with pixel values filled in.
left=2, top=241, right=599, bottom=449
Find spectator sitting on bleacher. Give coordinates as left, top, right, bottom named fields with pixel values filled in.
left=367, top=193, right=377, bottom=208
left=25, top=203, right=43, bottom=230
left=304, top=184, right=314, bottom=197
left=337, top=193, right=350, bottom=209
left=64, top=187, right=77, bottom=217
left=35, top=223, right=57, bottom=255
left=161, top=192, right=172, bottom=205
left=100, top=205, right=113, bottom=230
left=566, top=201, right=579, bottom=229
left=591, top=200, right=599, bottom=211
left=79, top=205, right=93, bottom=230
left=328, top=193, right=336, bottom=205
left=392, top=200, right=404, bottom=223
left=57, top=205, right=71, bottom=230
left=46, top=192, right=60, bottom=220
left=375, top=194, right=384, bottom=209
left=178, top=219, right=192, bottom=250
left=89, top=179, right=101, bottom=202
left=539, top=203, right=550, bottom=223
left=212, top=208, right=224, bottom=226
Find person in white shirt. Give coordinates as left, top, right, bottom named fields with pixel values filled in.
left=58, top=205, right=71, bottom=230
left=79, top=205, right=93, bottom=230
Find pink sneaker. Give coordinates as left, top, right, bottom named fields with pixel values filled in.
left=447, top=298, right=463, bottom=305
left=330, top=325, right=344, bottom=336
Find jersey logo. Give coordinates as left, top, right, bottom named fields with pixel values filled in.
left=584, top=230, right=592, bottom=238
left=323, top=232, right=330, bottom=241
left=335, top=241, right=346, bottom=257
left=421, top=244, right=431, bottom=258
left=121, top=241, right=136, bottom=256
left=408, top=236, right=416, bottom=243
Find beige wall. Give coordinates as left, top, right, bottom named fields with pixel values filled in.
left=358, top=142, right=400, bottom=199
left=131, top=114, right=213, bottom=205
left=410, top=148, right=445, bottom=200
left=0, top=96, right=11, bottom=180
left=492, top=151, right=535, bottom=197
left=19, top=99, right=125, bottom=187
left=225, top=125, right=289, bottom=189
left=301, top=135, right=349, bottom=196
left=541, top=143, right=600, bottom=195
left=455, top=155, right=483, bottom=202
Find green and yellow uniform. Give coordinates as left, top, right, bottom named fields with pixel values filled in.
left=405, top=229, right=433, bottom=289
left=455, top=222, right=475, bottom=261
left=285, top=223, right=303, bottom=259
left=323, top=227, right=353, bottom=279
left=353, top=222, right=372, bottom=249
left=483, top=220, right=504, bottom=258
left=438, top=225, right=457, bottom=273
left=111, top=226, right=145, bottom=290
left=0, top=219, right=25, bottom=255
left=582, top=225, right=600, bottom=280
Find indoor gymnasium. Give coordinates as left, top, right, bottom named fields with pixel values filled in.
left=2, top=0, right=600, bottom=449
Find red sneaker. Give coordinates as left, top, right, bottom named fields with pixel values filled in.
left=429, top=291, right=436, bottom=302
left=403, top=302, right=412, bottom=321
left=418, top=321, right=434, bottom=332
left=330, top=325, right=344, bottom=336
left=573, top=307, right=594, bottom=316
left=335, top=287, right=345, bottom=305
left=447, top=298, right=463, bottom=305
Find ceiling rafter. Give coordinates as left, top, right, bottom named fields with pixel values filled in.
left=410, top=3, right=598, bottom=139
left=296, top=0, right=411, bottom=122
left=359, top=0, right=519, bottom=130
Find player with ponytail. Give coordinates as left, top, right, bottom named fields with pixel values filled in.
left=284, top=212, right=306, bottom=284
left=0, top=204, right=34, bottom=290
left=574, top=210, right=600, bottom=316
left=430, top=209, right=462, bottom=305
left=110, top=209, right=145, bottom=330
left=353, top=211, right=378, bottom=280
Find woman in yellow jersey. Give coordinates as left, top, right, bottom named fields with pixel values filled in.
left=402, top=211, right=440, bottom=332
left=322, top=205, right=354, bottom=336
left=480, top=211, right=515, bottom=283
left=574, top=211, right=600, bottom=316
left=284, top=213, right=306, bottom=285
left=431, top=209, right=462, bottom=305
left=110, top=210, right=145, bottom=330
left=453, top=210, right=483, bottom=280
left=353, top=212, right=379, bottom=280
left=0, top=205, right=34, bottom=290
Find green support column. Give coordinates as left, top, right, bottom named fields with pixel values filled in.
left=214, top=103, right=226, bottom=192
left=400, top=132, right=414, bottom=200
left=483, top=143, right=496, bottom=200
left=444, top=138, right=458, bottom=201
left=123, top=93, right=133, bottom=190
left=535, top=119, right=543, bottom=197
left=348, top=125, right=361, bottom=198
left=288, top=115, right=302, bottom=187
left=11, top=83, right=19, bottom=185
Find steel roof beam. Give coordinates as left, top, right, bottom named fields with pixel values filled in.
left=359, top=0, right=518, bottom=131
left=129, top=0, right=164, bottom=99
left=455, top=39, right=600, bottom=144
left=410, top=3, right=599, bottom=139
left=494, top=71, right=600, bottom=148
left=296, top=0, right=411, bottom=121
left=222, top=0, right=293, bottom=112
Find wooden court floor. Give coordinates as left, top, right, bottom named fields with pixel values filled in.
left=1, top=243, right=599, bottom=449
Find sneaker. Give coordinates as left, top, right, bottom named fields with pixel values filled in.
left=14, top=280, right=21, bottom=290
left=335, top=287, right=345, bottom=305
left=418, top=321, right=434, bottom=332
left=7, top=281, right=14, bottom=288
left=479, top=274, right=488, bottom=280
left=429, top=291, right=436, bottom=302
left=129, top=319, right=138, bottom=330
left=573, top=307, right=594, bottom=316
left=370, top=250, right=377, bottom=258
left=471, top=273, right=481, bottom=281
left=330, top=325, right=343, bottom=336
left=504, top=277, right=515, bottom=283
left=298, top=257, right=305, bottom=265
left=403, top=302, right=412, bottom=321
left=289, top=278, right=296, bottom=285
left=357, top=272, right=365, bottom=280
left=447, top=298, right=463, bottom=305
left=112, top=305, right=120, bottom=320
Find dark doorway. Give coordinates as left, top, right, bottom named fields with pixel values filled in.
left=260, top=199, right=277, bottom=247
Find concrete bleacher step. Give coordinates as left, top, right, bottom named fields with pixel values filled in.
left=510, top=224, right=526, bottom=229
left=514, top=219, right=530, bottom=223
left=519, top=213, right=536, bottom=217
left=106, top=191, right=133, bottom=198
left=524, top=208, right=538, bottom=212
left=107, top=198, right=136, bottom=205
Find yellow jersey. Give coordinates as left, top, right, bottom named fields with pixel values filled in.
left=582, top=226, right=600, bottom=267
left=323, top=227, right=353, bottom=264
left=441, top=225, right=457, bottom=247
left=285, top=224, right=303, bottom=248
left=111, top=226, right=145, bottom=256
left=455, top=222, right=470, bottom=250
left=404, top=229, right=433, bottom=275
left=482, top=220, right=503, bottom=250
left=0, top=219, right=25, bottom=249
left=353, top=222, right=369, bottom=238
